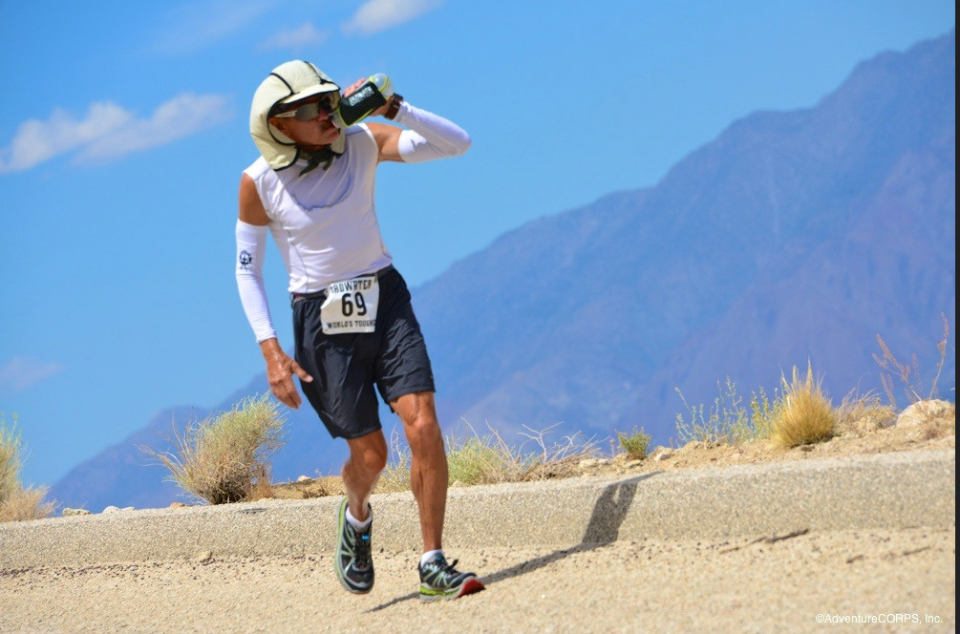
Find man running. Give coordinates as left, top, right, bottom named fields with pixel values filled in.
left=235, top=60, right=484, bottom=602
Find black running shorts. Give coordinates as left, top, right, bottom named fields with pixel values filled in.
left=292, top=268, right=436, bottom=439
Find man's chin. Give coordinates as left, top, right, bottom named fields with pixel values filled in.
left=322, top=127, right=341, bottom=143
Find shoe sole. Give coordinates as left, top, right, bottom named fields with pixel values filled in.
left=335, top=499, right=373, bottom=595
left=419, top=576, right=485, bottom=602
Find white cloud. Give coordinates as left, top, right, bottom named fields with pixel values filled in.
left=0, top=94, right=232, bottom=173
left=79, top=94, right=233, bottom=163
left=342, top=0, right=445, bottom=36
left=151, top=0, right=279, bottom=55
left=0, top=357, right=65, bottom=396
left=0, top=104, right=132, bottom=173
left=258, top=23, right=331, bottom=52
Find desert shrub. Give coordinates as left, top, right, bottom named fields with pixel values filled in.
left=873, top=313, right=953, bottom=408
left=0, top=413, right=54, bottom=522
left=616, top=426, right=651, bottom=460
left=675, top=378, right=780, bottom=445
left=141, top=394, right=285, bottom=504
left=0, top=415, right=21, bottom=499
left=769, top=364, right=836, bottom=448
left=1, top=487, right=56, bottom=523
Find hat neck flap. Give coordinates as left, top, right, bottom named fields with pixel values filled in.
left=254, top=61, right=346, bottom=174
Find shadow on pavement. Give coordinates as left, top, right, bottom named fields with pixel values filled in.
left=366, top=473, right=655, bottom=612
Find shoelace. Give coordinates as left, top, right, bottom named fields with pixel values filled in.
left=421, top=557, right=459, bottom=574
left=354, top=531, right=372, bottom=570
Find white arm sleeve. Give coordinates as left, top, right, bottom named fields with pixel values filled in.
left=393, top=101, right=472, bottom=163
left=235, top=219, right=277, bottom=343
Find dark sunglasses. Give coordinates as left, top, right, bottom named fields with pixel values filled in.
left=275, top=92, right=341, bottom=121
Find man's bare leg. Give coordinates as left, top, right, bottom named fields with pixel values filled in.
left=341, top=431, right=388, bottom=521
left=335, top=430, right=386, bottom=595
left=391, top=391, right=448, bottom=551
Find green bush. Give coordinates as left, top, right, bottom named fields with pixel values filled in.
left=616, top=427, right=651, bottom=460
left=675, top=377, right=781, bottom=446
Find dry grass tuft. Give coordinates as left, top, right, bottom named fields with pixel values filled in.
left=0, top=419, right=21, bottom=498
left=770, top=363, right=837, bottom=448
left=377, top=431, right=412, bottom=493
left=836, top=392, right=897, bottom=436
left=0, top=487, right=55, bottom=523
left=873, top=313, right=952, bottom=408
left=447, top=435, right=516, bottom=485
left=0, top=413, right=55, bottom=522
left=377, top=423, right=598, bottom=491
left=140, top=394, right=285, bottom=505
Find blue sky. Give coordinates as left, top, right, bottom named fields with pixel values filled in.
left=0, top=0, right=955, bottom=487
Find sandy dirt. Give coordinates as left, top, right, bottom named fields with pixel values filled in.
left=1, top=527, right=953, bottom=633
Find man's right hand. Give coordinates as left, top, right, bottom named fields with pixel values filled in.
left=259, top=338, right=313, bottom=409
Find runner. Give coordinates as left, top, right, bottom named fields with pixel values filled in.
left=236, top=60, right=484, bottom=601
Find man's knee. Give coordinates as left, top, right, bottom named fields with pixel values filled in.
left=347, top=432, right=389, bottom=474
left=394, top=392, right=442, bottom=446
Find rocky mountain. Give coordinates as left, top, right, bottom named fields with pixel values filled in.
left=51, top=30, right=956, bottom=510
left=422, top=29, right=955, bottom=440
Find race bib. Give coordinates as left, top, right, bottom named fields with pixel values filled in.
left=320, top=275, right=380, bottom=334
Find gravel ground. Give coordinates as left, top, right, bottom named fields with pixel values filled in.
left=1, top=526, right=954, bottom=633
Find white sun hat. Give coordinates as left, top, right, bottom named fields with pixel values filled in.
left=249, top=60, right=345, bottom=171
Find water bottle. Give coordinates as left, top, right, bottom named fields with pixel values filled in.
left=338, top=73, right=394, bottom=126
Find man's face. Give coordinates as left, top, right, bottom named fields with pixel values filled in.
left=271, top=93, right=342, bottom=148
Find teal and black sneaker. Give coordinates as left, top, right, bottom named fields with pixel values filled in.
left=335, top=499, right=374, bottom=594
left=418, top=554, right=485, bottom=602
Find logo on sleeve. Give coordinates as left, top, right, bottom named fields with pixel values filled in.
left=239, top=250, right=253, bottom=270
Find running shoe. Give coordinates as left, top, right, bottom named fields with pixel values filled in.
left=418, top=554, right=485, bottom=602
left=335, top=499, right=374, bottom=594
